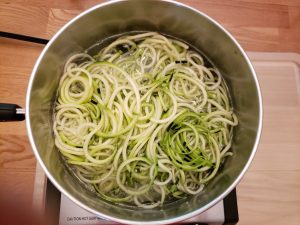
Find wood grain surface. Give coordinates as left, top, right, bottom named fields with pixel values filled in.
left=238, top=56, right=300, bottom=225
left=1, top=0, right=300, bottom=52
left=0, top=1, right=300, bottom=225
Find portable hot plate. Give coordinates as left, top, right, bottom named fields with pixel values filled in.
left=33, top=164, right=238, bottom=225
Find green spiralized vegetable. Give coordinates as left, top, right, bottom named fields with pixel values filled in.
left=54, top=32, right=238, bottom=208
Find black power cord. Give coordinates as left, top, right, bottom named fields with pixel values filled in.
left=0, top=31, right=49, bottom=45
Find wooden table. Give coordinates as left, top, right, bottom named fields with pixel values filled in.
left=0, top=1, right=299, bottom=225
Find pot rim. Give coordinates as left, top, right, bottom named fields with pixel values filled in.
left=26, top=0, right=263, bottom=224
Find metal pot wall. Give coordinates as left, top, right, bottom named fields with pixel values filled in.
left=0, top=0, right=262, bottom=224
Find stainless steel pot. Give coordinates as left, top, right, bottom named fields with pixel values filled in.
left=0, top=0, right=263, bottom=224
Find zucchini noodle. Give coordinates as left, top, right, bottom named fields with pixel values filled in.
left=54, top=32, right=238, bottom=208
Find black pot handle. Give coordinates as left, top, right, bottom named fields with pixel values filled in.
left=0, top=32, right=47, bottom=122
left=0, top=103, right=25, bottom=122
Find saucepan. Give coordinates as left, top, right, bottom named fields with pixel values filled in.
left=0, top=0, right=262, bottom=224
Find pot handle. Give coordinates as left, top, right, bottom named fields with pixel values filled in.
left=0, top=103, right=25, bottom=122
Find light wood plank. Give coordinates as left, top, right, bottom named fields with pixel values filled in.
left=0, top=38, right=40, bottom=210
left=0, top=171, right=35, bottom=203
left=1, top=0, right=300, bottom=52
left=0, top=134, right=35, bottom=171
left=0, top=38, right=43, bottom=106
left=46, top=8, right=80, bottom=37
left=238, top=171, right=300, bottom=225
left=225, top=27, right=281, bottom=52
left=0, top=2, right=49, bottom=38
left=186, top=0, right=289, bottom=28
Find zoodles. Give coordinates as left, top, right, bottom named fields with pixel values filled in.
left=54, top=32, right=238, bottom=208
